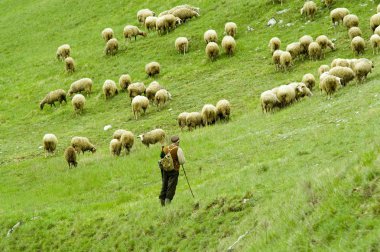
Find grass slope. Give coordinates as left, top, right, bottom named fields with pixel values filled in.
left=1, top=0, right=380, bottom=251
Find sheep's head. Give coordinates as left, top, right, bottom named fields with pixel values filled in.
left=138, top=134, right=144, bottom=141
left=141, top=32, right=147, bottom=37
left=39, top=101, right=45, bottom=110
left=91, top=147, right=96, bottom=153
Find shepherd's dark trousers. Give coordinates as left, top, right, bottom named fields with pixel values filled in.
left=159, top=169, right=179, bottom=201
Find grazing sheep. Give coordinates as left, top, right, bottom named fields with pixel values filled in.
left=138, top=128, right=166, bottom=147
left=128, top=82, right=146, bottom=99
left=348, top=27, right=362, bottom=40
left=300, top=1, right=317, bottom=20
left=353, top=59, right=374, bottom=83
left=375, top=26, right=380, bottom=36
left=145, top=16, right=158, bottom=31
left=330, top=8, right=349, bottom=26
left=275, top=85, right=297, bottom=107
left=316, top=35, right=335, bottom=57
left=119, top=74, right=132, bottom=91
left=370, top=34, right=380, bottom=54
left=216, top=99, right=231, bottom=121
left=101, top=28, right=114, bottom=42
left=71, top=136, right=96, bottom=154
left=154, top=89, right=171, bottom=109
left=331, top=58, right=350, bottom=68
left=56, top=44, right=71, bottom=60
left=40, top=89, right=67, bottom=110
left=204, top=30, right=218, bottom=44
left=131, top=95, right=149, bottom=119
left=269, top=37, right=281, bottom=54
left=324, top=0, right=333, bottom=8
left=113, top=129, right=128, bottom=140
left=221, top=36, right=236, bottom=56
left=156, top=14, right=181, bottom=35
left=175, top=37, right=189, bottom=54
left=178, top=112, right=189, bottom=131
left=288, top=82, right=312, bottom=100
left=104, top=38, right=118, bottom=55
left=145, top=62, right=160, bottom=77
left=224, top=22, right=237, bottom=37
left=171, top=7, right=199, bottom=22
left=302, top=73, right=316, bottom=91
left=71, top=94, right=85, bottom=114
left=68, top=78, right=93, bottom=96
left=319, top=74, right=342, bottom=98
left=329, top=66, right=355, bottom=86
left=110, top=139, right=122, bottom=156
left=260, top=90, right=279, bottom=113
left=167, top=4, right=200, bottom=15
left=318, top=65, right=330, bottom=76
left=201, top=104, right=217, bottom=126
left=137, top=9, right=155, bottom=25
left=286, top=42, right=302, bottom=60
left=308, top=42, right=322, bottom=60
left=146, top=81, right=162, bottom=102
left=299, top=35, right=313, bottom=56
left=370, top=13, right=380, bottom=32
left=272, top=50, right=284, bottom=70
left=120, top=131, right=134, bottom=153
left=279, top=51, right=292, bottom=71
left=64, top=146, right=77, bottom=168
left=206, top=42, right=219, bottom=61
left=123, top=25, right=147, bottom=41
left=186, top=112, right=203, bottom=131
left=65, top=57, right=75, bottom=73
left=43, top=133, right=58, bottom=157
left=351, top=36, right=365, bottom=56
left=103, top=80, right=118, bottom=99
left=343, top=14, right=359, bottom=29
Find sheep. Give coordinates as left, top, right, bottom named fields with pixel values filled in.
left=318, top=65, right=330, bottom=76
left=138, top=128, right=166, bottom=147
left=154, top=89, right=171, bottom=110
left=40, top=89, right=67, bottom=110
left=351, top=36, right=365, bottom=56
left=331, top=58, right=350, bottom=68
left=201, top=104, right=217, bottom=126
left=224, top=22, right=237, bottom=37
left=316, top=35, right=335, bottom=57
left=279, top=51, right=292, bottom=71
left=319, top=74, right=342, bottom=98
left=324, top=0, right=333, bottom=8
left=308, top=42, right=322, bottom=60
left=274, top=85, right=297, bottom=107
left=146, top=81, right=161, bottom=102
left=343, top=14, right=359, bottom=29
left=110, top=139, right=122, bottom=156
left=328, top=66, right=355, bottom=86
left=375, top=26, right=380, bottom=36
left=145, top=16, right=158, bottom=31
left=145, top=62, right=160, bottom=77
left=178, top=112, right=189, bottom=131
left=288, top=82, right=313, bottom=100
left=370, top=13, right=380, bottom=32
left=156, top=14, right=181, bottom=35
left=68, top=78, right=93, bottom=96
left=113, top=129, right=128, bottom=140
left=286, top=42, right=302, bottom=60
left=302, top=73, right=316, bottom=91
left=260, top=90, right=280, bottom=113
left=65, top=57, right=75, bottom=73
left=206, top=42, right=219, bottom=61
left=167, top=5, right=200, bottom=15
left=353, top=59, right=374, bottom=83
left=299, top=35, right=313, bottom=56
left=370, top=34, right=380, bottom=54
left=64, top=146, right=77, bottom=168
left=120, top=131, right=134, bottom=153
left=71, top=136, right=96, bottom=154
left=221, top=36, right=236, bottom=56
left=71, top=94, right=85, bottom=114
left=137, top=9, right=155, bottom=25
left=175, top=37, right=189, bottom=55
left=128, top=82, right=146, bottom=99
left=103, top=80, right=118, bottom=99
left=56, top=44, right=70, bottom=60
left=171, top=7, right=199, bottom=22
left=216, top=99, right=231, bottom=121
left=186, top=112, right=203, bottom=131
left=101, top=28, right=114, bottom=42
left=300, top=1, right=317, bottom=20
left=104, top=38, right=118, bottom=55
left=268, top=37, right=281, bottom=54
left=204, top=30, right=218, bottom=44
left=119, top=74, right=132, bottom=91
left=131, top=95, right=149, bottom=119
left=348, top=27, right=362, bottom=40
left=123, top=25, right=147, bottom=41
left=43, top=133, right=58, bottom=157
left=330, top=8, right=349, bottom=26
left=272, top=50, right=284, bottom=70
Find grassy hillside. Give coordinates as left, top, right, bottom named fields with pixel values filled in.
left=1, top=0, right=380, bottom=251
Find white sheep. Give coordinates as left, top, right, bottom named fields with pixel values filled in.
left=318, top=65, right=330, bottom=76
left=104, top=38, right=118, bottom=55
left=64, top=146, right=77, bottom=168
left=351, top=36, right=365, bottom=56
left=279, top=51, right=292, bottom=71
left=324, top=0, right=333, bottom=8
left=288, top=82, right=313, bottom=100
left=40, top=89, right=67, bottom=110
left=308, top=42, right=322, bottom=60
left=302, top=73, right=316, bottom=91
left=201, top=104, right=217, bottom=126
left=72, top=94, right=86, bottom=114
left=206, top=42, right=219, bottom=61
left=216, top=99, right=231, bottom=121
left=103, top=80, right=118, bottom=99
left=123, top=25, right=147, bottom=41
left=131, top=95, right=149, bottom=119
left=370, top=13, right=380, bottom=32
left=43, top=133, right=58, bottom=157
left=71, top=136, right=96, bottom=154
left=329, top=66, right=355, bottom=86
left=154, top=89, right=171, bottom=110
left=113, top=129, right=128, bottom=140
left=221, top=36, right=236, bottom=56
left=343, top=14, right=359, bottom=29
left=224, top=22, right=237, bottom=37
left=299, top=35, right=313, bottom=56
left=286, top=42, right=302, bottom=60
left=272, top=50, right=284, bottom=70
left=268, top=37, right=281, bottom=54
left=319, top=74, right=342, bottom=98
left=331, top=58, right=350, bottom=68
left=101, top=28, right=114, bottom=42
left=186, top=112, right=203, bottom=131
left=128, top=82, right=146, bottom=99
left=145, top=16, right=158, bottom=31
left=145, top=62, right=160, bottom=77
left=56, top=44, right=70, bottom=60
left=167, top=5, right=200, bottom=15
left=120, top=131, right=134, bottom=153
left=175, top=37, right=189, bottom=54
left=156, top=14, right=181, bottom=35
left=110, top=139, right=122, bottom=156
left=178, top=112, right=189, bottom=131
left=353, top=59, right=374, bottom=83
left=330, top=8, right=349, bottom=26
left=65, top=57, right=75, bottom=73
left=260, top=90, right=279, bottom=113
left=316, top=35, right=335, bottom=57
left=138, top=128, right=166, bottom=147
left=68, top=78, right=93, bottom=96
left=274, top=85, right=297, bottom=107
left=204, top=30, right=218, bottom=44
left=119, top=74, right=132, bottom=91
left=146, top=81, right=161, bottom=102
left=348, top=27, right=362, bottom=40
left=370, top=34, right=380, bottom=54
left=171, top=7, right=199, bottom=22
left=300, top=1, right=317, bottom=20
left=137, top=9, right=155, bottom=25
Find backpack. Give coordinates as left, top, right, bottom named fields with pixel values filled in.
left=160, top=146, right=175, bottom=171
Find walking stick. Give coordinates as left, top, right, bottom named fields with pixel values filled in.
left=181, top=165, right=195, bottom=198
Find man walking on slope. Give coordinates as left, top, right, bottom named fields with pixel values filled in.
left=159, top=135, right=186, bottom=206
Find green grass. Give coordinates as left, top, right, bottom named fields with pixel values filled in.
left=1, top=0, right=380, bottom=251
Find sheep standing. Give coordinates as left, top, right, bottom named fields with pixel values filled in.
left=137, top=9, right=155, bottom=25
left=286, top=42, right=301, bottom=60
left=120, top=131, right=134, bottom=154
left=204, top=30, right=218, bottom=44
left=260, top=90, right=279, bottom=113
left=206, top=42, right=219, bottom=61
left=216, top=99, right=231, bottom=121
left=308, top=42, right=322, bottom=60
left=101, top=28, right=114, bottom=42
left=71, top=94, right=86, bottom=114
left=279, top=51, right=292, bottom=71
left=343, top=14, right=359, bottom=29
left=40, top=89, right=67, bottom=110
left=71, top=137, right=96, bottom=154
left=110, top=139, right=122, bottom=156
left=330, top=8, right=349, bottom=26
left=154, top=89, right=171, bottom=110
left=119, top=74, right=132, bottom=91
left=268, top=37, right=281, bottom=54
left=171, top=7, right=199, bottom=22
left=224, top=22, right=237, bottom=37
left=56, top=44, right=71, bottom=60
left=353, top=59, right=374, bottom=83
left=300, top=1, right=317, bottom=20
left=113, top=129, right=128, bottom=140
left=370, top=13, right=380, bottom=32
left=319, top=74, right=342, bottom=98
left=272, top=50, right=284, bottom=70
left=145, top=16, right=158, bottom=31
left=145, top=62, right=160, bottom=77
left=178, top=112, right=189, bottom=131
left=201, top=104, right=217, bottom=126
left=104, top=38, right=118, bottom=55
left=370, top=34, right=380, bottom=54
left=328, top=66, right=355, bottom=86
left=221, top=36, right=236, bottom=56
left=64, top=146, right=77, bottom=168
left=156, top=14, right=181, bottom=35
left=348, top=27, right=362, bottom=40
left=103, top=80, right=118, bottom=99
left=65, top=57, right=75, bottom=73
left=318, top=65, right=330, bottom=76
left=138, top=128, right=166, bottom=147
left=302, top=74, right=316, bottom=91
left=351, top=36, right=365, bottom=56
left=131, top=95, right=149, bottom=119
left=146, top=81, right=161, bottom=102
left=274, top=85, right=297, bottom=107
left=331, top=58, right=350, bottom=68
left=123, top=25, right=147, bottom=41
left=43, top=134, right=58, bottom=157
left=175, top=37, right=189, bottom=54
left=68, top=78, right=93, bottom=96
left=299, top=35, right=313, bottom=57
left=128, top=82, right=146, bottom=99
left=324, top=0, right=333, bottom=8
left=186, top=112, right=203, bottom=131
left=316, top=35, right=335, bottom=58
